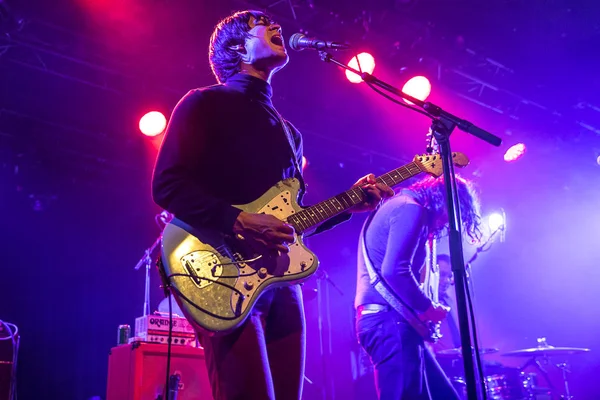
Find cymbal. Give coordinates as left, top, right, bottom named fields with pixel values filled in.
left=502, top=346, right=590, bottom=357
left=437, top=347, right=499, bottom=357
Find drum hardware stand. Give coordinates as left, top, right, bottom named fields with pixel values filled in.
left=519, top=356, right=557, bottom=396
left=519, top=356, right=573, bottom=400
left=556, top=362, right=573, bottom=400
left=316, top=50, right=502, bottom=400
left=517, top=337, right=576, bottom=399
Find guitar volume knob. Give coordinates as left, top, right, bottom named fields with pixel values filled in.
left=244, top=281, right=254, bottom=291
left=257, top=268, right=268, bottom=279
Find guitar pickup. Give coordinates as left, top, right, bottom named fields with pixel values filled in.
left=183, top=260, right=202, bottom=285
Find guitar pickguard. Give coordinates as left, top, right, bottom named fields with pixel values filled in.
left=229, top=187, right=316, bottom=314
left=180, top=251, right=223, bottom=289
left=259, top=189, right=297, bottom=220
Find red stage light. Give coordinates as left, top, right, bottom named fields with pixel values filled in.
left=139, top=111, right=167, bottom=137
left=402, top=76, right=431, bottom=104
left=504, top=143, right=526, bottom=162
left=346, top=53, right=375, bottom=84
left=302, top=156, right=308, bottom=170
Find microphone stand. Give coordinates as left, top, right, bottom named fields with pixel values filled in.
left=134, top=235, right=162, bottom=317
left=316, top=50, right=502, bottom=400
left=134, top=212, right=171, bottom=317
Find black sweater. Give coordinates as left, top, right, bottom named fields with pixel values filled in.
left=152, top=73, right=349, bottom=234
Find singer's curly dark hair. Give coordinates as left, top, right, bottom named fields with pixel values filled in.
left=209, top=10, right=274, bottom=83
left=408, top=175, right=482, bottom=242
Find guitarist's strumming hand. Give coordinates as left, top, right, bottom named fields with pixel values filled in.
left=349, top=173, right=395, bottom=213
left=233, top=211, right=296, bottom=254
left=419, top=302, right=451, bottom=323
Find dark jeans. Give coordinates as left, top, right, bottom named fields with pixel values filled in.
left=356, top=309, right=461, bottom=400
left=198, top=285, right=306, bottom=400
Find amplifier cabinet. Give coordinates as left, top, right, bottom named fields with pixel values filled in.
left=106, top=342, right=212, bottom=400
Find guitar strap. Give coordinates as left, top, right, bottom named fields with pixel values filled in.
left=261, top=103, right=307, bottom=198
left=360, top=209, right=421, bottom=320
left=280, top=118, right=303, bottom=182
left=360, top=206, right=436, bottom=327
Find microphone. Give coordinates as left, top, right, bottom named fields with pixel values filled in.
left=288, top=33, right=350, bottom=52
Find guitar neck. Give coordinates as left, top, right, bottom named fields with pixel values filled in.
left=288, top=161, right=423, bottom=233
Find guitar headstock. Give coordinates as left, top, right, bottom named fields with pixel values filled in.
left=413, top=152, right=470, bottom=178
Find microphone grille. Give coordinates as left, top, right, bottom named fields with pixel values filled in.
left=289, top=33, right=305, bottom=51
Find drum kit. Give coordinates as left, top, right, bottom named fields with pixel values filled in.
left=437, top=338, right=591, bottom=400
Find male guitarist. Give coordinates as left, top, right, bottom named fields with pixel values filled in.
left=152, top=10, right=393, bottom=400
left=355, top=175, right=481, bottom=399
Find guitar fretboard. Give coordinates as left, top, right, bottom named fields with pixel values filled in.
left=287, top=161, right=423, bottom=233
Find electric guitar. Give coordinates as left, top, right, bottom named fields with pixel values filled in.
left=159, top=152, right=470, bottom=335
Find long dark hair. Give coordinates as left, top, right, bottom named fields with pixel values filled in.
left=407, top=175, right=482, bottom=242
left=208, top=10, right=273, bottom=83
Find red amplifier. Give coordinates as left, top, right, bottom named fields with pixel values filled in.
left=106, top=342, right=213, bottom=400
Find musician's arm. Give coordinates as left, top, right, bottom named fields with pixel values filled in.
left=152, top=90, right=242, bottom=233
left=380, top=204, right=432, bottom=313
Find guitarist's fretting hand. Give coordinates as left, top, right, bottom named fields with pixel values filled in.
left=233, top=211, right=296, bottom=254
left=349, top=173, right=395, bottom=213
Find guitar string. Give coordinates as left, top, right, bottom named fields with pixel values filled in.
left=167, top=253, right=267, bottom=319
left=287, top=159, right=437, bottom=230
left=168, top=273, right=245, bottom=293
left=164, top=158, right=443, bottom=322
left=290, top=185, right=369, bottom=231
left=185, top=262, right=259, bottom=279
left=183, top=254, right=262, bottom=279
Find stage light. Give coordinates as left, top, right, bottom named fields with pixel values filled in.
left=402, top=76, right=431, bottom=104
left=487, top=210, right=506, bottom=242
left=504, top=143, right=526, bottom=162
left=139, top=111, right=167, bottom=137
left=488, top=213, right=505, bottom=232
left=346, top=53, right=375, bottom=84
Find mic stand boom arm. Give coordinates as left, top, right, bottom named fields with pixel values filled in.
left=318, top=51, right=502, bottom=147
left=134, top=235, right=162, bottom=317
left=317, top=50, right=502, bottom=400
